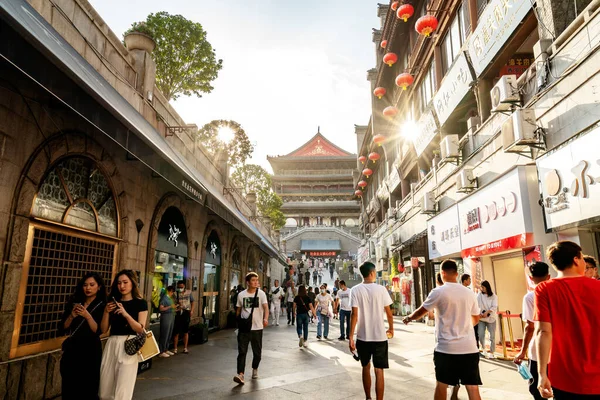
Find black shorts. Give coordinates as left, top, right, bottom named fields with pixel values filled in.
left=356, top=340, right=389, bottom=369
left=174, top=310, right=191, bottom=335
left=433, top=351, right=482, bottom=386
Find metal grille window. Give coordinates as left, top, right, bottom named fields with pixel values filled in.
left=18, top=227, right=115, bottom=346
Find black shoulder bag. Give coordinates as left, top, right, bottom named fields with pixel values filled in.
left=237, top=290, right=259, bottom=333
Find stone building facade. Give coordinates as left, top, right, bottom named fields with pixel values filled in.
left=0, top=0, right=285, bottom=398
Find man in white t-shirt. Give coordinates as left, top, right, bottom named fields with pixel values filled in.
left=336, top=280, right=352, bottom=340
left=315, top=284, right=334, bottom=339
left=349, top=262, right=394, bottom=400
left=234, top=272, right=269, bottom=385
left=285, top=281, right=297, bottom=325
left=403, top=259, right=482, bottom=400
left=513, top=262, right=550, bottom=400
left=270, top=280, right=284, bottom=326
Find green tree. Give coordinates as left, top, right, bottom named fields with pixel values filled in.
left=390, top=252, right=400, bottom=278
left=139, top=12, right=223, bottom=101
left=230, top=164, right=286, bottom=230
left=197, top=120, right=254, bottom=169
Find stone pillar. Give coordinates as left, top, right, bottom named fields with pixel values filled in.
left=535, top=0, right=592, bottom=40
left=373, top=29, right=383, bottom=67
left=129, top=49, right=156, bottom=101
left=217, top=151, right=229, bottom=186
left=246, top=192, right=257, bottom=217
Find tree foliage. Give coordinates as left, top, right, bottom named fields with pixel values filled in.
left=197, top=120, right=254, bottom=169
left=140, top=12, right=223, bottom=101
left=230, top=164, right=286, bottom=231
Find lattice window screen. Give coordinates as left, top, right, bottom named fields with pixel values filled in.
left=19, top=227, right=115, bottom=345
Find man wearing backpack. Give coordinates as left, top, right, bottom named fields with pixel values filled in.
left=234, top=272, right=269, bottom=385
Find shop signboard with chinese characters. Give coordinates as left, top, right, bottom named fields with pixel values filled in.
left=427, top=205, right=462, bottom=259
left=413, top=108, right=439, bottom=157
left=467, top=0, right=533, bottom=76
left=433, top=53, right=475, bottom=126
left=308, top=251, right=336, bottom=257
left=459, top=167, right=535, bottom=257
left=537, top=127, right=600, bottom=230
left=499, top=55, right=535, bottom=78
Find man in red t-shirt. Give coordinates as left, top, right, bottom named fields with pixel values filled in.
left=534, top=241, right=600, bottom=399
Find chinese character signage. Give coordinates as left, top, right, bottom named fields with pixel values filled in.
left=308, top=251, right=336, bottom=257
left=499, top=55, right=535, bottom=78
left=433, top=53, right=475, bottom=126
left=467, top=0, right=533, bottom=77
left=413, top=108, right=439, bottom=156
left=458, top=167, right=533, bottom=253
left=427, top=205, right=462, bottom=259
left=537, top=127, right=600, bottom=230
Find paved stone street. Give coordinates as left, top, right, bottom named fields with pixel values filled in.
left=133, top=316, right=530, bottom=400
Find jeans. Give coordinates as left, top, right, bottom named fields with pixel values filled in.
left=478, top=320, right=496, bottom=354
left=317, top=314, right=329, bottom=337
left=296, top=313, right=309, bottom=340
left=528, top=360, right=544, bottom=400
left=159, top=312, right=175, bottom=353
left=237, top=330, right=263, bottom=374
left=339, top=310, right=351, bottom=339
left=286, top=302, right=295, bottom=324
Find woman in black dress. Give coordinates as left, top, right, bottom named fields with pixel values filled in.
left=60, top=272, right=107, bottom=400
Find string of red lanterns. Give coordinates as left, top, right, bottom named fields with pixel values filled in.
left=358, top=180, right=368, bottom=190
left=382, top=106, right=398, bottom=118
left=358, top=155, right=367, bottom=164
left=380, top=39, right=388, bottom=49
left=395, top=72, right=414, bottom=90
left=362, top=168, right=373, bottom=178
left=355, top=190, right=363, bottom=197
left=391, top=1, right=400, bottom=11
left=373, top=134, right=386, bottom=146
left=368, top=152, right=381, bottom=163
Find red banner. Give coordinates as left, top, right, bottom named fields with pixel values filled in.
left=308, top=251, right=336, bottom=257
left=461, top=233, right=533, bottom=258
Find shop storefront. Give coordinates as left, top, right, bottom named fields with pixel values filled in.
left=202, top=231, right=221, bottom=329
left=458, top=166, right=554, bottom=340
left=151, top=206, right=189, bottom=323
left=537, top=126, right=600, bottom=258
left=427, top=204, right=464, bottom=277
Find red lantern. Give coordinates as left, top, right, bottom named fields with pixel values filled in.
left=395, top=73, right=414, bottom=90
left=355, top=190, right=363, bottom=197
left=383, top=106, right=398, bottom=117
left=362, top=168, right=373, bottom=178
left=373, top=134, right=386, bottom=146
left=373, top=87, right=387, bottom=99
left=391, top=1, right=400, bottom=11
left=358, top=180, right=368, bottom=189
left=358, top=155, right=367, bottom=164
left=368, top=152, right=381, bottom=163
left=415, top=15, right=439, bottom=37
left=380, top=39, right=388, bottom=49
left=397, top=4, right=414, bottom=22
left=383, top=52, right=398, bottom=67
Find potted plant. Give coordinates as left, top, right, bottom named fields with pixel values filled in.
left=123, top=22, right=156, bottom=53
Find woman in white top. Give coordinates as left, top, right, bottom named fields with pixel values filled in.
left=477, top=280, right=498, bottom=359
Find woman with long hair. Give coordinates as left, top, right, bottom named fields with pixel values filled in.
left=293, top=285, right=316, bottom=348
left=60, top=272, right=107, bottom=400
left=99, top=270, right=148, bottom=400
left=477, top=280, right=499, bottom=359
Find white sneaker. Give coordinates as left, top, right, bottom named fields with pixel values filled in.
left=166, top=351, right=174, bottom=356
left=159, top=352, right=170, bottom=358
left=252, top=369, right=258, bottom=379
left=276, top=322, right=279, bottom=326
left=488, top=353, right=496, bottom=359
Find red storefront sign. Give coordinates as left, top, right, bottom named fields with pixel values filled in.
left=308, top=251, right=336, bottom=257
left=461, top=233, right=533, bottom=258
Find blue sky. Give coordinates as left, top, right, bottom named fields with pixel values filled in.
left=89, top=0, right=380, bottom=171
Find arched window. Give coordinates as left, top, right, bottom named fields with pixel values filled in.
left=12, top=156, right=118, bottom=358
left=32, top=157, right=117, bottom=236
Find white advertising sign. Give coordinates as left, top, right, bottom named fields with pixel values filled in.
left=467, top=0, right=533, bottom=76
left=433, top=53, right=475, bottom=126
left=427, top=205, right=462, bottom=259
left=458, top=167, right=533, bottom=250
left=388, top=167, right=401, bottom=193
left=537, top=127, right=600, bottom=230
left=413, top=109, right=439, bottom=156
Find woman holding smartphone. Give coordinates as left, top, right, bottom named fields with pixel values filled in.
left=60, top=272, right=106, bottom=400
left=100, top=270, right=148, bottom=400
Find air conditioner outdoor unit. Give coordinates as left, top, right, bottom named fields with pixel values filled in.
left=456, top=168, right=477, bottom=193
left=421, top=191, right=436, bottom=214
left=376, top=245, right=388, bottom=261
left=502, top=108, right=539, bottom=153
left=491, top=75, right=520, bottom=112
left=440, top=134, right=460, bottom=160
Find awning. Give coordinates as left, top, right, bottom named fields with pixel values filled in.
left=0, top=0, right=285, bottom=265
left=300, top=240, right=341, bottom=251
